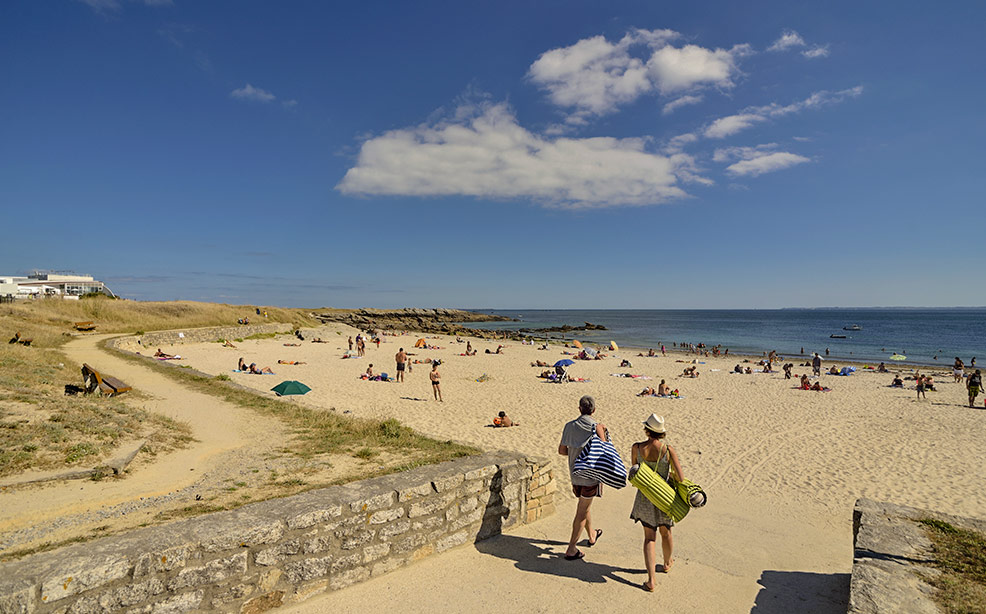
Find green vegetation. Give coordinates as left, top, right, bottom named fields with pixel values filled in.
left=919, top=518, right=986, bottom=614
left=243, top=332, right=278, bottom=340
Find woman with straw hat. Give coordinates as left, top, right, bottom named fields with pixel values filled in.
left=630, top=414, right=685, bottom=592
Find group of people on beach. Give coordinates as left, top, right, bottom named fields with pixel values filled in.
left=559, top=396, right=682, bottom=593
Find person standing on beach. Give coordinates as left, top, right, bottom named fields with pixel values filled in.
left=916, top=373, right=927, bottom=400
left=395, top=348, right=407, bottom=383
left=430, top=361, right=442, bottom=401
left=953, top=357, right=965, bottom=383
left=558, top=395, right=606, bottom=561
left=967, top=370, right=982, bottom=408
left=630, top=414, right=684, bottom=591
left=348, top=336, right=353, bottom=351
left=812, top=353, right=822, bottom=376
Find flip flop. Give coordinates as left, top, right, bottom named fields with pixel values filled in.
left=641, top=581, right=655, bottom=593
left=564, top=550, right=585, bottom=561
left=588, top=529, right=603, bottom=546
left=662, top=559, right=674, bottom=573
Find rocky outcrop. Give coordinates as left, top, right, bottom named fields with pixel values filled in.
left=310, top=309, right=513, bottom=340
left=518, top=322, right=607, bottom=334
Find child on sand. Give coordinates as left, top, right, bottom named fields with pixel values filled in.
left=493, top=411, right=518, bottom=427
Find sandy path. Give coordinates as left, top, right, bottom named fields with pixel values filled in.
left=0, top=334, right=286, bottom=548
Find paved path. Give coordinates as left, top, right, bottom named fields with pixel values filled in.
left=0, top=335, right=283, bottom=548
left=284, top=487, right=851, bottom=614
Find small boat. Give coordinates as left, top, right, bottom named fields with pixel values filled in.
left=830, top=334, right=847, bottom=339
left=843, top=324, right=862, bottom=331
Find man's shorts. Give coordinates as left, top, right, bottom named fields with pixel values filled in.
left=572, top=483, right=601, bottom=498
left=396, top=363, right=405, bottom=371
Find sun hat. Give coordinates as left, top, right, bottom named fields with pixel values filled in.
left=642, top=414, right=666, bottom=434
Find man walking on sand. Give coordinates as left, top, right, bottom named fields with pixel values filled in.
left=812, top=352, right=822, bottom=376
left=967, top=369, right=982, bottom=408
left=558, top=395, right=606, bottom=561
left=395, top=348, right=407, bottom=383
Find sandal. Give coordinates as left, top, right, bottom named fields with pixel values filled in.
left=662, top=559, right=674, bottom=573
left=641, top=581, right=655, bottom=593
left=588, top=529, right=603, bottom=546
left=564, top=549, right=585, bottom=561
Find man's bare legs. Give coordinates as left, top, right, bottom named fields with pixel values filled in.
left=565, top=496, right=595, bottom=557
left=659, top=525, right=674, bottom=571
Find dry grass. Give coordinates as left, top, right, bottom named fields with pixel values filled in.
left=920, top=518, right=986, bottom=614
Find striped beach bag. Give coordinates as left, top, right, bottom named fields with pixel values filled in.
left=573, top=435, right=627, bottom=489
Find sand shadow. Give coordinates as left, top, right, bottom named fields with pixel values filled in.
left=399, top=396, right=428, bottom=401
left=474, top=534, right=641, bottom=588
left=749, top=570, right=850, bottom=614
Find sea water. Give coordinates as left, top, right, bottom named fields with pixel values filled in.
left=462, top=308, right=986, bottom=367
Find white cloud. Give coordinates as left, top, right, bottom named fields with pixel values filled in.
left=528, top=29, right=746, bottom=120
left=803, top=46, right=830, bottom=59
left=702, top=86, right=862, bottom=139
left=230, top=84, right=276, bottom=103
left=768, top=30, right=806, bottom=52
left=662, top=94, right=703, bottom=115
left=725, top=152, right=810, bottom=176
left=704, top=113, right=766, bottom=138
left=712, top=143, right=779, bottom=163
left=337, top=102, right=697, bottom=208
left=282, top=99, right=298, bottom=109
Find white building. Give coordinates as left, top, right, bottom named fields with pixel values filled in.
left=0, top=272, right=115, bottom=299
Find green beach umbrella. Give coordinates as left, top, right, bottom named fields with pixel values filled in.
left=271, top=380, right=311, bottom=396
left=889, top=354, right=907, bottom=361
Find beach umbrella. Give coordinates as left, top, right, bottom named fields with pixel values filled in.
left=554, top=359, right=575, bottom=367
left=271, top=380, right=311, bottom=396
left=610, top=341, right=619, bottom=351
left=414, top=338, right=427, bottom=348
left=889, top=354, right=907, bottom=361
left=584, top=347, right=598, bottom=357
left=572, top=340, right=583, bottom=349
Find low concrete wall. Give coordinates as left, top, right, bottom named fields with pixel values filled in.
left=849, top=498, right=986, bottom=614
left=0, top=452, right=555, bottom=614
left=109, top=324, right=294, bottom=353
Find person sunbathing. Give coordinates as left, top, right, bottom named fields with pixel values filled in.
left=877, top=362, right=888, bottom=373
left=734, top=364, right=744, bottom=374
left=311, top=338, right=329, bottom=343
left=493, top=411, right=518, bottom=427
left=154, top=348, right=176, bottom=359
left=811, top=381, right=825, bottom=391
left=249, top=363, right=273, bottom=374
left=828, top=366, right=840, bottom=375
left=890, top=375, right=904, bottom=388
left=638, top=387, right=657, bottom=396
left=532, top=360, right=550, bottom=367
left=238, top=358, right=247, bottom=371
left=222, top=339, right=237, bottom=348
left=278, top=360, right=307, bottom=365
left=658, top=380, right=670, bottom=396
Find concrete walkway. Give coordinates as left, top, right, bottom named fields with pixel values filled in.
left=284, top=486, right=851, bottom=614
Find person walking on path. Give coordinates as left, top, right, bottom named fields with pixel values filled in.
left=430, top=361, right=442, bottom=401
left=395, top=348, right=407, bottom=383
left=967, top=369, right=982, bottom=408
left=558, top=395, right=606, bottom=561
left=630, top=414, right=685, bottom=591
left=812, top=353, right=822, bottom=376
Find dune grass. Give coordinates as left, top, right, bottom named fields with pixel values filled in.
left=919, top=518, right=986, bottom=614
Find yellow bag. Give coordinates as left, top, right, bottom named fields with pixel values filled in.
left=628, top=462, right=690, bottom=522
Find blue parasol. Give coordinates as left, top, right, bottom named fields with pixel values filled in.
left=554, top=359, right=575, bottom=367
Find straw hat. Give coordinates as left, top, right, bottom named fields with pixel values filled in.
left=642, top=414, right=666, bottom=434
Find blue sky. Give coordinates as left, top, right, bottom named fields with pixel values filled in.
left=1, top=1, right=984, bottom=308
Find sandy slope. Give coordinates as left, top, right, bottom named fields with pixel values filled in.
left=168, top=326, right=985, bottom=612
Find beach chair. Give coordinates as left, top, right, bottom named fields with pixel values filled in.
left=553, top=365, right=570, bottom=383
left=74, top=321, right=96, bottom=332
left=8, top=332, right=33, bottom=346
left=81, top=363, right=132, bottom=396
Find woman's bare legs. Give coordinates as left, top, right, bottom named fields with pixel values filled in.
left=659, top=525, right=674, bottom=571
left=643, top=526, right=658, bottom=590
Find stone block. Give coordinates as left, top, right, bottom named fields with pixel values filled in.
left=408, top=492, right=456, bottom=518
left=445, top=506, right=460, bottom=522
left=40, top=556, right=131, bottom=603
left=391, top=533, right=428, bottom=555
left=431, top=473, right=464, bottom=493
left=464, top=465, right=498, bottom=482
left=340, top=530, right=374, bottom=551
left=239, top=591, right=284, bottom=614
left=369, top=508, right=405, bottom=525
left=328, top=568, right=369, bottom=591
left=378, top=519, right=411, bottom=539
left=450, top=507, right=484, bottom=532
left=300, top=535, right=334, bottom=555
left=283, top=555, right=332, bottom=584
left=287, top=580, right=328, bottom=604
left=254, top=539, right=301, bottom=566
left=134, top=545, right=193, bottom=578
left=411, top=544, right=435, bottom=562
left=209, top=583, right=254, bottom=609
left=258, top=570, right=282, bottom=593
left=202, top=520, right=285, bottom=552
left=396, top=482, right=434, bottom=502
left=168, top=552, right=247, bottom=591
left=329, top=553, right=362, bottom=574
left=501, top=465, right=529, bottom=484
left=0, top=583, right=35, bottom=614
left=362, top=543, right=390, bottom=564
left=286, top=505, right=343, bottom=530
left=349, top=491, right=396, bottom=514
left=411, top=516, right=444, bottom=533
left=459, top=496, right=479, bottom=514
left=130, top=590, right=203, bottom=614
left=331, top=515, right=367, bottom=538
left=371, top=557, right=405, bottom=577
left=436, top=531, right=469, bottom=553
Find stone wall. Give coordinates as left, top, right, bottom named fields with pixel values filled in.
left=108, top=324, right=294, bottom=353
left=0, top=452, right=555, bottom=614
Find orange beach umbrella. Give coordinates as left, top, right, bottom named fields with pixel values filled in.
left=572, top=340, right=583, bottom=349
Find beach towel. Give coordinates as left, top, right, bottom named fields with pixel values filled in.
left=628, top=462, right=690, bottom=522
left=573, top=435, right=627, bottom=489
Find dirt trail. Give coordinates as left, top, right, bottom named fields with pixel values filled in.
left=0, top=335, right=286, bottom=550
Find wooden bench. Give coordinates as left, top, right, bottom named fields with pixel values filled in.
left=8, top=332, right=33, bottom=346
left=74, top=321, right=96, bottom=332
left=81, top=363, right=132, bottom=396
